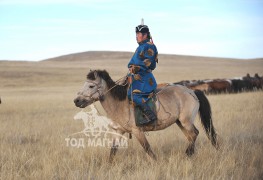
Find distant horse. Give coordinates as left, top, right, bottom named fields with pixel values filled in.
left=188, top=83, right=210, bottom=94
left=173, top=80, right=191, bottom=86
left=207, top=80, right=231, bottom=94
left=256, top=74, right=263, bottom=89
left=251, top=74, right=263, bottom=90
left=74, top=70, right=219, bottom=162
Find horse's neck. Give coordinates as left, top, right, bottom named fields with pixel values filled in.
left=99, top=94, right=128, bottom=122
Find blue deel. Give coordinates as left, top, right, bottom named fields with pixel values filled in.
left=127, top=39, right=158, bottom=105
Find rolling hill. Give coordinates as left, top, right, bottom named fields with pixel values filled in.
left=42, top=51, right=263, bottom=62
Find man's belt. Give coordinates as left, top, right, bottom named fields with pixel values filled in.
left=129, top=65, right=152, bottom=74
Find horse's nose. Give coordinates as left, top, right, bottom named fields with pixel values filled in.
left=74, top=98, right=80, bottom=105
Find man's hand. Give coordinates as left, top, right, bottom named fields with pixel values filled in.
left=129, top=65, right=140, bottom=74
left=116, top=76, right=128, bottom=85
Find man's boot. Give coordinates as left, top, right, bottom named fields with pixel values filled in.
left=137, top=103, right=157, bottom=125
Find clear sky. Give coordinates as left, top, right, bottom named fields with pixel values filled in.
left=0, top=0, right=263, bottom=61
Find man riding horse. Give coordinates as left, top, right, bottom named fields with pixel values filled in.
left=127, top=19, right=159, bottom=126
left=73, top=19, right=219, bottom=162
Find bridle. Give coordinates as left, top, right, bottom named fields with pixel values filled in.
left=79, top=79, right=104, bottom=102
left=79, top=75, right=128, bottom=103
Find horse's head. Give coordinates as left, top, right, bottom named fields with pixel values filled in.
left=74, top=70, right=107, bottom=108
left=74, top=69, right=128, bottom=108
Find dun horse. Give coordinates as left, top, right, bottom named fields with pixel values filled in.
left=74, top=70, right=219, bottom=162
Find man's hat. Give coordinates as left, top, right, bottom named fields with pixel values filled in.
left=135, top=18, right=149, bottom=33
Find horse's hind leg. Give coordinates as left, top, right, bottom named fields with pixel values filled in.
left=176, top=119, right=199, bottom=156
left=133, top=129, right=157, bottom=161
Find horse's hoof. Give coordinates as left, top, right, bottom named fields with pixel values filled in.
left=186, top=147, right=195, bottom=156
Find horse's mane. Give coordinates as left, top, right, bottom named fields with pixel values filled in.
left=87, top=70, right=128, bottom=101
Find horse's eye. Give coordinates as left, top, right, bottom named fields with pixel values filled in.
left=89, top=85, right=95, bottom=88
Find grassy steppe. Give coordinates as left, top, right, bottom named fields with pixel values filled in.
left=0, top=53, right=263, bottom=179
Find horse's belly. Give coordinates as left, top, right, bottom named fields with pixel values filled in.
left=142, top=117, right=177, bottom=131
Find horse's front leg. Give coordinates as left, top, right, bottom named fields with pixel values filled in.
left=109, top=138, right=119, bottom=163
left=132, top=129, right=157, bottom=161
left=108, top=130, right=125, bottom=163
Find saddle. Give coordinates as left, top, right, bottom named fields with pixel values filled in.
left=134, top=93, right=157, bottom=126
left=133, top=84, right=170, bottom=126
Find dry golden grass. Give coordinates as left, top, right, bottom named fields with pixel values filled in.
left=0, top=52, right=263, bottom=179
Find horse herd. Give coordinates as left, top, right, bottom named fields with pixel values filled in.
left=173, top=73, right=263, bottom=94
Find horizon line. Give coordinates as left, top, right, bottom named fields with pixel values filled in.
left=1, top=50, right=263, bottom=62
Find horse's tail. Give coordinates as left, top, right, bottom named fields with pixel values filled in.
left=194, top=90, right=219, bottom=149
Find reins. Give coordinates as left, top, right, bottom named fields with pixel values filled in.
left=102, top=75, right=128, bottom=97
left=83, top=74, right=128, bottom=102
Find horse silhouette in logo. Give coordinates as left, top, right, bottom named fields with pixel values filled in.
left=74, top=104, right=112, bottom=138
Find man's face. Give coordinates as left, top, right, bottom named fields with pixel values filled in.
left=136, top=32, right=147, bottom=43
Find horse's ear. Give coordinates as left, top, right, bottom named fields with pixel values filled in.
left=94, top=70, right=98, bottom=79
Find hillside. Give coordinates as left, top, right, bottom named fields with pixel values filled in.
left=42, top=51, right=263, bottom=62
left=42, top=51, right=134, bottom=62
left=1, top=51, right=263, bottom=89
